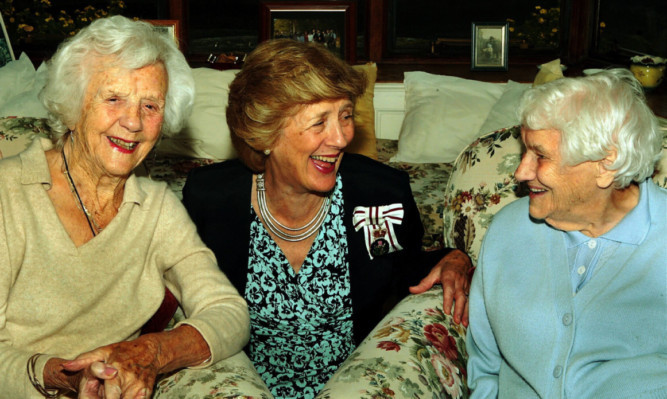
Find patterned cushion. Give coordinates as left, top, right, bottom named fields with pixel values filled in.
left=317, top=286, right=468, bottom=399
left=0, top=116, right=51, bottom=159
left=442, top=126, right=524, bottom=264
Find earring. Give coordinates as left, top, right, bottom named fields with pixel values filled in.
left=264, top=149, right=271, bottom=155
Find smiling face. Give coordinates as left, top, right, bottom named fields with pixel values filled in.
left=72, top=62, right=167, bottom=178
left=514, top=128, right=602, bottom=229
left=265, top=98, right=355, bottom=195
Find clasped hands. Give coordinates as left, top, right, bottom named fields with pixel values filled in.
left=409, top=248, right=472, bottom=326
left=44, top=325, right=209, bottom=399
left=46, top=333, right=162, bottom=399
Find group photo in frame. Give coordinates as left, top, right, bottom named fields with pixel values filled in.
left=471, top=22, right=509, bottom=71
left=260, top=1, right=356, bottom=64
left=0, top=13, right=15, bottom=67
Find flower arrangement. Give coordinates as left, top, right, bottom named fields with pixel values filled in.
left=509, top=4, right=560, bottom=49
left=0, top=0, right=126, bottom=45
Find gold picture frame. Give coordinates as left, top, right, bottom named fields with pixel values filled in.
left=471, top=22, right=509, bottom=71
left=144, top=19, right=182, bottom=50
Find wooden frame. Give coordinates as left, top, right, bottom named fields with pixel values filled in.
left=260, top=1, right=356, bottom=64
left=144, top=19, right=182, bottom=50
left=0, top=12, right=15, bottom=67
left=471, top=22, right=509, bottom=71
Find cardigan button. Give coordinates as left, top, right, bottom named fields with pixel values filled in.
left=553, top=365, right=563, bottom=378
left=562, top=313, right=573, bottom=326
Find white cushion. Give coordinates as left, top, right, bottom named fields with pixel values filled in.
left=476, top=80, right=530, bottom=136
left=391, top=71, right=505, bottom=164
left=0, top=53, right=49, bottom=117
left=157, top=68, right=239, bottom=160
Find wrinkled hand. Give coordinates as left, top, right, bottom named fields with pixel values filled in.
left=409, top=249, right=472, bottom=326
left=62, top=335, right=161, bottom=399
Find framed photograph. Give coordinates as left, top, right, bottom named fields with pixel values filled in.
left=0, top=12, right=15, bottom=67
left=471, top=22, right=508, bottom=71
left=260, top=1, right=356, bottom=64
left=144, top=19, right=182, bottom=50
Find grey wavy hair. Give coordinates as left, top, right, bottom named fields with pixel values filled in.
left=40, top=15, right=194, bottom=140
left=517, top=68, right=662, bottom=188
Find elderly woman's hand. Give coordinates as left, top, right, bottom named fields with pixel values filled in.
left=61, top=325, right=210, bottom=399
left=409, top=249, right=472, bottom=326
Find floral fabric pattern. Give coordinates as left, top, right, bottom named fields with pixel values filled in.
left=442, top=126, right=525, bottom=264
left=317, top=286, right=468, bottom=399
left=377, top=139, right=453, bottom=251
left=246, top=176, right=355, bottom=399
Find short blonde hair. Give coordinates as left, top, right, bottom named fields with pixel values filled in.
left=227, top=39, right=367, bottom=172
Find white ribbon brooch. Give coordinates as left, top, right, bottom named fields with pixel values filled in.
left=353, top=204, right=404, bottom=259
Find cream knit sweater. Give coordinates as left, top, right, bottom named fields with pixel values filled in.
left=0, top=139, right=249, bottom=398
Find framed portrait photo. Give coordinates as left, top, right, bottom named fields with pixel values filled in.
left=471, top=22, right=509, bottom=71
left=144, top=19, right=182, bottom=50
left=260, top=1, right=356, bottom=64
left=0, top=12, right=16, bottom=67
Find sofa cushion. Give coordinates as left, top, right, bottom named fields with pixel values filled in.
left=319, top=286, right=468, bottom=399
left=0, top=116, right=51, bottom=159
left=392, top=71, right=505, bottom=164
left=157, top=68, right=239, bottom=160
left=0, top=53, right=49, bottom=118
left=442, top=125, right=525, bottom=264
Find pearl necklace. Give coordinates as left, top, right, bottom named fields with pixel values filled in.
left=62, top=147, right=102, bottom=236
left=256, top=173, right=331, bottom=242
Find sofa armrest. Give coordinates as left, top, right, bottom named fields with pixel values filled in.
left=317, top=286, right=469, bottom=399
left=153, top=350, right=273, bottom=399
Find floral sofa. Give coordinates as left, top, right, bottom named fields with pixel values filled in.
left=2, top=53, right=666, bottom=398
left=4, top=117, right=664, bottom=398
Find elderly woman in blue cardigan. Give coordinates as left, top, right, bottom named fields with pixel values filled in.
left=466, top=69, right=666, bottom=398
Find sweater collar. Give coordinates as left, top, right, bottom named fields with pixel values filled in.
left=20, top=137, right=146, bottom=206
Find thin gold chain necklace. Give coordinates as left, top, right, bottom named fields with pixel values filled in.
left=61, top=147, right=101, bottom=237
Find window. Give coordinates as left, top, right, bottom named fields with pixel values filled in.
left=594, top=0, right=666, bottom=62
left=387, top=0, right=561, bottom=58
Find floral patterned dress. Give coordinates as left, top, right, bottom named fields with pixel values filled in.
left=245, top=176, right=355, bottom=399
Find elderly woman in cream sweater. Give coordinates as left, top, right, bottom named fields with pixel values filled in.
left=0, top=16, right=248, bottom=399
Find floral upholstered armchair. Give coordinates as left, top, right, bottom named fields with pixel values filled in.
left=318, top=123, right=667, bottom=399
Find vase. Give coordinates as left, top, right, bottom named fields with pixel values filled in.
left=629, top=63, right=666, bottom=91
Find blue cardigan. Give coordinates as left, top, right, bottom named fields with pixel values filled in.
left=467, top=179, right=667, bottom=399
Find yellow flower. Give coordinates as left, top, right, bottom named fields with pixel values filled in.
left=23, top=25, right=35, bottom=32
left=540, top=8, right=547, bottom=14
left=600, top=21, right=606, bottom=28
left=45, top=16, right=53, bottom=22
left=40, top=0, right=51, bottom=5
left=509, top=27, right=515, bottom=32
left=538, top=17, right=545, bottom=24
left=552, top=28, right=558, bottom=33
left=535, top=5, right=541, bottom=9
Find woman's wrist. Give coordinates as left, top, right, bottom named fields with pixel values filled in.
left=149, top=324, right=212, bottom=374
left=38, top=356, right=76, bottom=395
